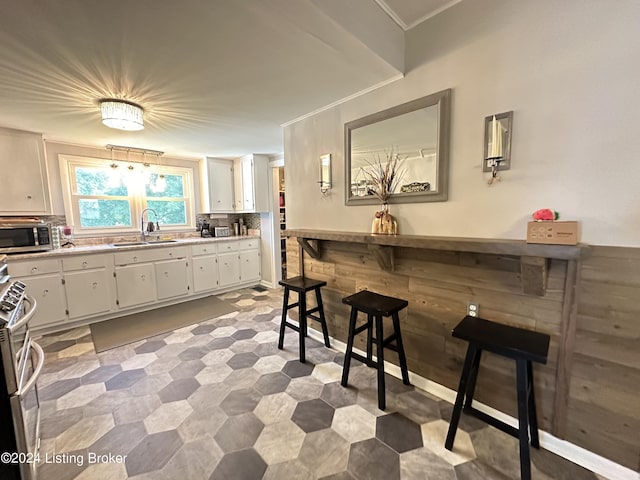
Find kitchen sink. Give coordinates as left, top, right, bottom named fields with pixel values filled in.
left=111, top=239, right=179, bottom=247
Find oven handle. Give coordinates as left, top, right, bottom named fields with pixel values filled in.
left=8, top=294, right=38, bottom=333
left=17, top=341, right=44, bottom=396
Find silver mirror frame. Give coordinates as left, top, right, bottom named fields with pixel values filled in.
left=344, top=88, right=451, bottom=206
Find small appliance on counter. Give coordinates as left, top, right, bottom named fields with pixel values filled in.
left=213, top=226, right=230, bottom=237
left=200, top=222, right=212, bottom=237
left=0, top=222, right=52, bottom=254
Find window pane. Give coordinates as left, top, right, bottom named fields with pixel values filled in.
left=147, top=200, right=187, bottom=225
left=76, top=167, right=128, bottom=196
left=79, top=199, right=132, bottom=227
left=146, top=174, right=184, bottom=198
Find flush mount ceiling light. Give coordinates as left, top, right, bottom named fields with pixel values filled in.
left=100, top=99, right=144, bottom=131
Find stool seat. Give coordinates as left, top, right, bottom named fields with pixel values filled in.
left=342, top=290, right=408, bottom=316
left=451, top=316, right=550, bottom=364
left=341, top=290, right=410, bottom=410
left=445, top=315, right=550, bottom=480
left=278, top=276, right=330, bottom=363
left=280, top=277, right=327, bottom=293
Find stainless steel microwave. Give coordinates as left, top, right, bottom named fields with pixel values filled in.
left=0, top=223, right=52, bottom=254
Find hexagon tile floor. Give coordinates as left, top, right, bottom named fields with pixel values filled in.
left=34, top=287, right=604, bottom=480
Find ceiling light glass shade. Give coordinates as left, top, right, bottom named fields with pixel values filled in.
left=100, top=100, right=144, bottom=131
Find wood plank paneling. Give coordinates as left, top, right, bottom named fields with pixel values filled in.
left=286, top=237, right=640, bottom=470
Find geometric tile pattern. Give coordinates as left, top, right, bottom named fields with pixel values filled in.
left=35, top=287, right=602, bottom=480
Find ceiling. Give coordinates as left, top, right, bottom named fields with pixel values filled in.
left=0, top=0, right=457, bottom=159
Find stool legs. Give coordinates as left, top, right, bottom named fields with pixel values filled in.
left=341, top=306, right=358, bottom=387
left=527, top=360, right=540, bottom=449
left=315, top=287, right=331, bottom=348
left=374, top=314, right=386, bottom=410
left=445, top=343, right=479, bottom=450
left=392, top=312, right=410, bottom=385
left=277, top=287, right=290, bottom=350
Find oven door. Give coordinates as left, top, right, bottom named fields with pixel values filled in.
left=10, top=340, right=43, bottom=480
left=1, top=296, right=37, bottom=395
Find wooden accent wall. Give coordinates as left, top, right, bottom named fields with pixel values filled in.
left=286, top=239, right=640, bottom=471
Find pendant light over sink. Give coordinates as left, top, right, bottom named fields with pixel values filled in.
left=100, top=99, right=144, bottom=131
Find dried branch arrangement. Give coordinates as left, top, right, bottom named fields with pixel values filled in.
left=360, top=149, right=405, bottom=203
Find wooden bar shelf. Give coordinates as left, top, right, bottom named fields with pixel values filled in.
left=283, top=229, right=587, bottom=296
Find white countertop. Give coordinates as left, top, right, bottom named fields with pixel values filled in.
left=6, top=235, right=260, bottom=260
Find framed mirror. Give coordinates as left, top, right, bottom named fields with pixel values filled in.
left=345, top=89, right=451, bottom=205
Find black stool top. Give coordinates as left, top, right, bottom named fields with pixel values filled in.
left=452, top=316, right=550, bottom=364
left=342, top=290, right=408, bottom=316
left=279, top=276, right=327, bottom=292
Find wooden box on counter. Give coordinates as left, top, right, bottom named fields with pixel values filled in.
left=526, top=221, right=578, bottom=245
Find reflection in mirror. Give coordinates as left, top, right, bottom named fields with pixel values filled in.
left=345, top=89, right=450, bottom=205
left=319, top=153, right=331, bottom=194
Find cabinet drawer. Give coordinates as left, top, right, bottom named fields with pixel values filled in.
left=238, top=238, right=259, bottom=250
left=114, top=246, right=188, bottom=265
left=191, top=243, right=218, bottom=256
left=62, top=254, right=110, bottom=271
left=217, top=241, right=239, bottom=253
left=10, top=258, right=60, bottom=276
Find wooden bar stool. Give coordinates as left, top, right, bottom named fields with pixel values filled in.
left=277, top=276, right=330, bottom=363
left=445, top=315, right=550, bottom=480
left=340, top=290, right=410, bottom=410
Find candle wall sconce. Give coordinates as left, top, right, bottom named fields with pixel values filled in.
left=483, top=111, right=513, bottom=184
left=319, top=153, right=332, bottom=194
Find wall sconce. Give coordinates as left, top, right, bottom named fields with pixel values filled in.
left=319, top=153, right=332, bottom=194
left=483, top=111, right=513, bottom=185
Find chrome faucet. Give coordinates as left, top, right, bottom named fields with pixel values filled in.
left=141, top=208, right=160, bottom=241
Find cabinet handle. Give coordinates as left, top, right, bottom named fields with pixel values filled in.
left=164, top=272, right=169, bottom=277
left=169, top=252, right=173, bottom=256
left=92, top=282, right=98, bottom=288
left=82, top=261, right=88, bottom=267
left=27, top=195, right=32, bottom=199
left=133, top=256, right=138, bottom=262
left=31, top=267, right=38, bottom=273
left=141, top=274, right=146, bottom=280
left=42, top=289, right=48, bottom=296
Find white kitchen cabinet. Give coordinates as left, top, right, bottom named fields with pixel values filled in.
left=0, top=127, right=51, bottom=215
left=233, top=154, right=270, bottom=212
left=207, top=157, right=235, bottom=212
left=191, top=244, right=219, bottom=293
left=115, top=263, right=156, bottom=309
left=62, top=254, right=114, bottom=319
left=240, top=250, right=261, bottom=282
left=218, top=251, right=241, bottom=287
left=155, top=258, right=189, bottom=300
left=10, top=258, right=67, bottom=328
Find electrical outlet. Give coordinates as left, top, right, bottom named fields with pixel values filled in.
left=467, top=302, right=479, bottom=317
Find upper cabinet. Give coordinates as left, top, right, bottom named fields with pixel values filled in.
left=207, top=158, right=235, bottom=212
left=0, top=128, right=51, bottom=214
left=206, top=154, right=270, bottom=214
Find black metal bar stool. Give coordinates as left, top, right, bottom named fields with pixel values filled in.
left=277, top=276, right=330, bottom=363
left=445, top=315, right=550, bottom=480
left=340, top=290, right=410, bottom=410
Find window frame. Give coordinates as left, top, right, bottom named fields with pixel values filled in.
left=59, top=154, right=196, bottom=236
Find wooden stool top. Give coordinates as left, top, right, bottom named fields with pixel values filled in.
left=279, top=276, right=327, bottom=292
left=342, top=290, right=408, bottom=316
left=452, top=315, right=550, bottom=364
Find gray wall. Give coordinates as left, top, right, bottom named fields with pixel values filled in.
left=284, top=0, right=640, bottom=247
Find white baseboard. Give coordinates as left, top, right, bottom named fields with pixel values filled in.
left=301, top=328, right=639, bottom=480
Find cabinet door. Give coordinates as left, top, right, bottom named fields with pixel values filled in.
left=192, top=255, right=219, bottom=293
left=16, top=274, right=67, bottom=328
left=115, top=263, right=156, bottom=309
left=241, top=155, right=255, bottom=211
left=155, top=258, right=189, bottom=300
left=0, top=129, right=50, bottom=214
left=207, top=158, right=235, bottom=212
left=218, top=252, right=240, bottom=287
left=240, top=250, right=260, bottom=282
left=233, top=157, right=244, bottom=211
left=64, top=268, right=113, bottom=319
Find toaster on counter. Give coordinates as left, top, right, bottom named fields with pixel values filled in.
left=213, top=226, right=230, bottom=237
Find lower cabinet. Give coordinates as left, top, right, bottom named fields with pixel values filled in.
left=64, top=268, right=112, bottom=319
left=192, top=255, right=219, bottom=293
left=115, top=263, right=156, bottom=309
left=218, top=252, right=241, bottom=287
left=240, top=250, right=260, bottom=282
left=155, top=258, right=189, bottom=300
left=17, top=273, right=67, bottom=328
